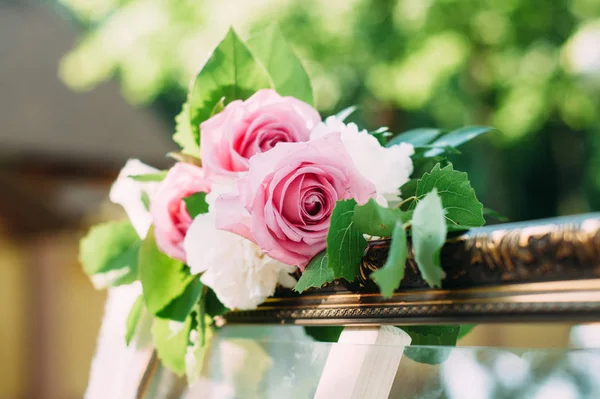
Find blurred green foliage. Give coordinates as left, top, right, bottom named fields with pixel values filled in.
left=57, top=0, right=600, bottom=220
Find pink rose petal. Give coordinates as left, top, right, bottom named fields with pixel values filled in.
left=150, top=163, right=211, bottom=262
left=215, top=134, right=376, bottom=269
left=200, top=89, right=321, bottom=179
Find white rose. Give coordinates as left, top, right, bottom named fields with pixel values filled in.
left=109, top=159, right=160, bottom=239
left=311, top=116, right=414, bottom=203
left=204, top=177, right=238, bottom=212
left=184, top=212, right=297, bottom=310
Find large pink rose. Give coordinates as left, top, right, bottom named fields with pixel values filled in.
left=215, top=134, right=376, bottom=269
left=200, top=89, right=321, bottom=179
left=150, top=163, right=210, bottom=262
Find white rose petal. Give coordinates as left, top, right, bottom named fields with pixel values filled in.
left=184, top=212, right=297, bottom=310
left=311, top=116, right=414, bottom=202
left=277, top=270, right=298, bottom=289
left=109, top=159, right=160, bottom=239
left=204, top=177, right=238, bottom=212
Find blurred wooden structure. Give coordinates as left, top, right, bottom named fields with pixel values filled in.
left=0, top=2, right=173, bottom=398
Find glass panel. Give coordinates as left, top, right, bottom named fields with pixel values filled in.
left=144, top=326, right=600, bottom=399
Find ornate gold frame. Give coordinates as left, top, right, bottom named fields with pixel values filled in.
left=222, top=213, right=600, bottom=325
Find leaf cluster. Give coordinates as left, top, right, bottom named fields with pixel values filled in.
left=173, top=25, right=315, bottom=155
left=295, top=128, right=488, bottom=353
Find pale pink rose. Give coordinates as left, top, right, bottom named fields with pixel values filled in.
left=215, top=134, right=376, bottom=269
left=150, top=163, right=211, bottom=262
left=200, top=89, right=321, bottom=179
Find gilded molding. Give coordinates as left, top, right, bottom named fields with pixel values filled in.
left=223, top=213, right=600, bottom=325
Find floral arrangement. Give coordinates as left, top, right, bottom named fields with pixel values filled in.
left=79, top=26, right=492, bottom=380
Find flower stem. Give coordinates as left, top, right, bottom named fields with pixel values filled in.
left=395, top=195, right=417, bottom=209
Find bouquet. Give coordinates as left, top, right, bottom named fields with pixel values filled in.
left=80, top=26, right=492, bottom=381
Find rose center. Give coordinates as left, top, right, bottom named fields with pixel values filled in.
left=258, top=131, right=288, bottom=152
left=300, top=188, right=329, bottom=223
left=172, top=197, right=193, bottom=234
left=303, top=194, right=322, bottom=216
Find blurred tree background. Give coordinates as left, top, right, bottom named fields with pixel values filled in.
left=56, top=0, right=600, bottom=222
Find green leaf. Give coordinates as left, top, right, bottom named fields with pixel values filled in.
left=412, top=144, right=461, bottom=160
left=210, top=97, right=226, bottom=117
left=387, top=128, right=442, bottom=147
left=304, top=326, right=344, bottom=342
left=458, top=324, right=476, bottom=339
left=186, top=305, right=214, bottom=383
left=371, top=222, right=408, bottom=297
left=139, top=227, right=196, bottom=315
left=183, top=192, right=209, bottom=218
left=425, top=126, right=493, bottom=157
left=401, top=325, right=460, bottom=364
left=205, top=288, right=230, bottom=318
left=167, top=151, right=202, bottom=166
left=188, top=28, right=273, bottom=139
left=412, top=189, right=447, bottom=287
left=371, top=126, right=389, bottom=134
left=353, top=198, right=411, bottom=237
left=128, top=171, right=167, bottom=182
left=293, top=251, right=334, bottom=293
left=173, top=103, right=200, bottom=156
left=416, top=163, right=485, bottom=229
left=157, top=278, right=203, bottom=322
left=335, top=105, right=357, bottom=122
left=399, top=179, right=418, bottom=201
left=483, top=207, right=509, bottom=222
left=402, top=325, right=460, bottom=345
left=326, top=199, right=367, bottom=282
left=140, top=191, right=151, bottom=212
left=151, top=315, right=192, bottom=376
left=79, top=221, right=141, bottom=288
left=247, top=25, right=313, bottom=105
left=369, top=126, right=391, bottom=146
left=126, top=295, right=144, bottom=346
left=411, top=156, right=450, bottom=181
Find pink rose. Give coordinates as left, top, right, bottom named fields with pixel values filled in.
left=200, top=89, right=321, bottom=179
left=150, top=163, right=211, bottom=262
left=215, top=134, right=376, bottom=269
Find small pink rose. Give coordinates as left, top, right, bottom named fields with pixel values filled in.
left=215, top=134, right=376, bottom=269
left=200, top=89, right=321, bottom=179
left=150, top=163, right=210, bottom=262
